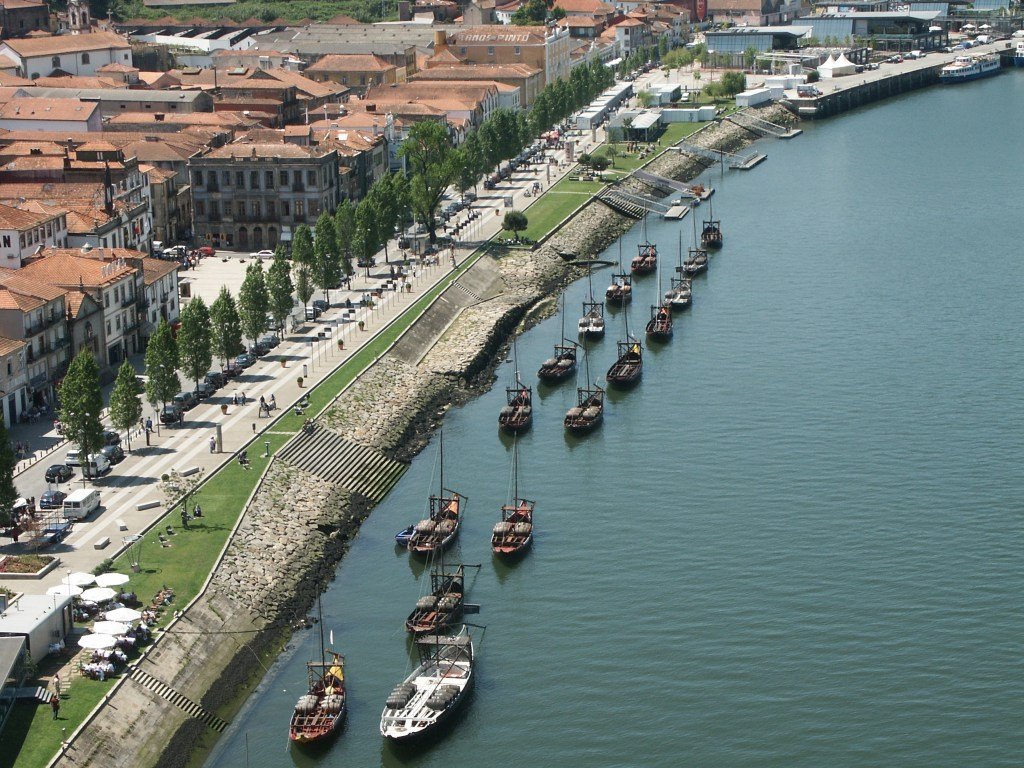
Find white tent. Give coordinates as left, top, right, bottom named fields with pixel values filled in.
left=818, top=53, right=857, bottom=79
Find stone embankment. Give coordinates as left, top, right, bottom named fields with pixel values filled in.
left=60, top=108, right=793, bottom=768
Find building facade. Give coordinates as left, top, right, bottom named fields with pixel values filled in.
left=0, top=204, right=68, bottom=268
left=0, top=273, right=68, bottom=410
left=189, top=144, right=340, bottom=249
left=0, top=31, right=133, bottom=80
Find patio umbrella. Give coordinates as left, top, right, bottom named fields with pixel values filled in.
left=95, top=573, right=130, bottom=588
left=79, top=634, right=117, bottom=650
left=80, top=587, right=117, bottom=603
left=67, top=572, right=97, bottom=587
left=92, top=621, right=130, bottom=636
left=47, top=584, right=83, bottom=598
left=104, top=607, right=142, bottom=622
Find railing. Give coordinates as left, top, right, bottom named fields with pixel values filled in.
left=121, top=295, right=136, bottom=308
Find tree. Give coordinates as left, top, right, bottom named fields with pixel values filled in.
left=238, top=261, right=269, bottom=345
left=637, top=89, right=656, bottom=108
left=605, top=143, right=619, bottom=168
left=109, top=360, right=143, bottom=450
left=266, top=247, right=294, bottom=332
left=511, top=0, right=548, bottom=24
left=59, top=349, right=105, bottom=474
left=294, top=262, right=315, bottom=319
left=353, top=198, right=380, bottom=275
left=399, top=120, right=459, bottom=243
left=210, top=286, right=244, bottom=364
left=144, top=319, right=180, bottom=409
left=0, top=418, right=18, bottom=527
left=313, top=212, right=340, bottom=303
left=658, top=36, right=669, bottom=59
left=719, top=71, right=747, bottom=96
left=368, top=176, right=398, bottom=262
left=590, top=155, right=610, bottom=172
left=159, top=468, right=205, bottom=518
left=177, top=297, right=212, bottom=393
left=744, top=45, right=759, bottom=71
left=291, top=223, right=314, bottom=267
left=334, top=199, right=356, bottom=275
left=503, top=210, right=528, bottom=241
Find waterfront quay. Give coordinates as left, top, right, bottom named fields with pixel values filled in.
left=782, top=39, right=1015, bottom=118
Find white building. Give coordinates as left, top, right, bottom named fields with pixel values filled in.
left=0, top=31, right=133, bottom=81
left=0, top=594, right=73, bottom=661
left=0, top=97, right=102, bottom=133
left=0, top=203, right=68, bottom=268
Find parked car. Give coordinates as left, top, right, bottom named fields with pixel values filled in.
left=259, top=333, right=280, bottom=349
left=103, top=430, right=121, bottom=446
left=45, top=464, right=74, bottom=483
left=64, top=448, right=82, bottom=466
left=38, top=490, right=67, bottom=510
left=312, top=299, right=329, bottom=313
left=101, top=444, right=125, bottom=464
left=305, top=306, right=322, bottom=321
left=250, top=250, right=275, bottom=259
left=249, top=342, right=269, bottom=358
left=172, top=391, right=198, bottom=411
left=223, top=361, right=242, bottom=378
left=160, top=404, right=183, bottom=424
left=235, top=352, right=256, bottom=369
left=205, top=370, right=226, bottom=389
left=82, top=454, right=111, bottom=478
left=194, top=381, right=215, bottom=399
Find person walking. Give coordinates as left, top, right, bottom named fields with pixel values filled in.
left=181, top=508, right=189, bottom=530
left=209, top=436, right=216, bottom=453
left=51, top=695, right=60, bottom=720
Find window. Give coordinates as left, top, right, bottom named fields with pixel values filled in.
left=279, top=170, right=288, bottom=186
left=115, top=315, right=121, bottom=331
left=251, top=171, right=259, bottom=189
left=104, top=291, right=109, bottom=308
left=236, top=171, right=245, bottom=188
left=282, top=201, right=290, bottom=216
left=210, top=201, right=220, bottom=219
left=6, top=359, right=10, bottom=375
left=194, top=170, right=203, bottom=186
left=51, top=56, right=60, bottom=68
left=460, top=47, right=466, bottom=55
left=487, top=46, right=494, bottom=56
left=236, top=201, right=245, bottom=219
left=46, top=223, right=52, bottom=238
left=307, top=170, right=316, bottom=186
left=267, top=201, right=276, bottom=218
left=251, top=201, right=260, bottom=218
left=360, top=75, right=366, bottom=85
left=515, top=46, right=521, bottom=55
left=106, top=320, right=111, bottom=334
left=222, top=171, right=230, bottom=186
left=295, top=199, right=304, bottom=218
left=82, top=53, right=90, bottom=64
left=341, top=76, right=348, bottom=85
left=265, top=171, right=273, bottom=188
left=196, top=200, right=206, bottom=216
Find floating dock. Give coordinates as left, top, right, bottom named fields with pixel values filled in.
left=663, top=205, right=690, bottom=220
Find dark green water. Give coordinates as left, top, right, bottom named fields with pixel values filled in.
left=208, top=74, right=1024, bottom=768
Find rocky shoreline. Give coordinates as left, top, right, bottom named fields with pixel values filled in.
left=58, top=105, right=795, bottom=768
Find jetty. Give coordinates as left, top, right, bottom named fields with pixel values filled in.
left=674, top=141, right=767, bottom=170
left=726, top=109, right=802, bottom=139
left=782, top=39, right=1014, bottom=119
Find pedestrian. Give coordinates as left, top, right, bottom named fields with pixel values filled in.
left=259, top=395, right=266, bottom=412
left=269, top=394, right=276, bottom=410
left=209, top=436, right=216, bottom=453
left=51, top=695, right=60, bottom=720
left=53, top=673, right=61, bottom=699
left=232, top=392, right=238, bottom=406
left=181, top=508, right=189, bottom=529
left=145, top=417, right=152, bottom=432
left=241, top=392, right=247, bottom=405
left=194, top=504, right=202, bottom=518
left=178, top=411, right=185, bottom=426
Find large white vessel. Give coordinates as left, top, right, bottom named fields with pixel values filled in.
left=939, top=54, right=1001, bottom=83
left=380, top=628, right=475, bottom=741
left=1015, top=41, right=1024, bottom=67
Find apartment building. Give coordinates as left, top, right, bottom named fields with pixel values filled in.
left=0, top=271, right=68, bottom=409
left=189, top=143, right=339, bottom=249
left=0, top=203, right=67, bottom=268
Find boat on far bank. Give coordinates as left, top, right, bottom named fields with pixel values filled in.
left=407, top=432, right=464, bottom=557
left=1015, top=40, right=1024, bottom=66
left=289, top=597, right=346, bottom=745
left=939, top=54, right=1001, bottom=83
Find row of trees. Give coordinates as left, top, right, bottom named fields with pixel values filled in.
left=530, top=58, right=616, bottom=137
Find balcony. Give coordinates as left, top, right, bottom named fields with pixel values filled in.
left=121, top=295, right=136, bottom=308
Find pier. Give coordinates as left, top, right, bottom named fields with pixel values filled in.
left=781, top=39, right=1015, bottom=119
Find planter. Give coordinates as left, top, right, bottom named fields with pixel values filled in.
left=280, top=360, right=287, bottom=368
left=297, top=377, right=304, bottom=388
left=358, top=321, right=365, bottom=331
left=220, top=404, right=228, bottom=414
left=0, top=554, right=60, bottom=580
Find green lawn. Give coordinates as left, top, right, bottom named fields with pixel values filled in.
left=660, top=121, right=706, bottom=146
left=498, top=185, right=593, bottom=242
left=6, top=249, right=486, bottom=768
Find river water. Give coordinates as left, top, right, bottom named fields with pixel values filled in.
left=208, top=73, right=1024, bottom=768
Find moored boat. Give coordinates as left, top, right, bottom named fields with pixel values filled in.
left=939, top=54, right=1001, bottom=83
left=605, top=274, right=632, bottom=305
left=408, top=432, right=465, bottom=557
left=1015, top=40, right=1024, bottom=67
left=537, top=343, right=577, bottom=382
left=665, top=277, right=692, bottom=310
left=492, top=439, right=533, bottom=557
left=564, top=386, right=604, bottom=433
left=682, top=246, right=708, bottom=276
left=606, top=338, right=643, bottom=386
left=645, top=304, right=673, bottom=341
left=380, top=628, right=476, bottom=742
left=405, top=565, right=466, bottom=636
left=578, top=264, right=606, bottom=338
left=701, top=202, right=723, bottom=250
left=289, top=596, right=346, bottom=745
left=498, top=336, right=532, bottom=433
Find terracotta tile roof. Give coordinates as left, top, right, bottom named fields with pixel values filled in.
left=615, top=17, right=646, bottom=26
left=104, top=111, right=256, bottom=127
left=306, top=54, right=397, bottom=73
left=0, top=269, right=67, bottom=302
left=95, top=62, right=139, bottom=73
left=0, top=0, right=47, bottom=8
left=140, top=164, right=176, bottom=182
left=0, top=97, right=98, bottom=123
left=140, top=256, right=178, bottom=284
left=0, top=72, right=33, bottom=86
left=0, top=201, right=53, bottom=230
left=2, top=32, right=130, bottom=58
left=17, top=251, right=134, bottom=289
left=427, top=47, right=463, bottom=65
left=205, top=143, right=324, bottom=160
left=559, top=14, right=602, bottom=26
left=414, top=63, right=540, bottom=80
left=34, top=76, right=124, bottom=89
left=553, top=0, right=615, bottom=13
left=0, top=335, right=27, bottom=356
left=452, top=26, right=551, bottom=44
left=0, top=287, right=44, bottom=311
left=64, top=289, right=93, bottom=318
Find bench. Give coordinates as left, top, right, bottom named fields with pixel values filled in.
left=180, top=466, right=200, bottom=477
left=136, top=500, right=160, bottom=511
left=116, top=519, right=128, bottom=531
left=93, top=537, right=110, bottom=550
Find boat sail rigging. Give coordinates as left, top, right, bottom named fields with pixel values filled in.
left=491, top=437, right=534, bottom=556
left=499, top=335, right=532, bottom=433
left=540, top=292, right=578, bottom=383
left=578, top=262, right=606, bottom=338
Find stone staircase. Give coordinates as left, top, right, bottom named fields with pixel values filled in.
left=276, top=429, right=407, bottom=502
left=129, top=666, right=229, bottom=733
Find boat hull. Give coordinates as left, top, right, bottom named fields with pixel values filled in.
left=381, top=681, right=471, bottom=742
left=408, top=529, right=457, bottom=556
left=564, top=413, right=602, bottom=433
left=492, top=533, right=533, bottom=557
left=538, top=364, right=576, bottom=383
left=289, top=710, right=345, bottom=745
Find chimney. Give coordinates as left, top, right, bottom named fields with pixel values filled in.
left=365, top=102, right=376, bottom=112
left=434, top=29, right=447, bottom=51
left=398, top=0, right=411, bottom=20
left=373, top=118, right=379, bottom=136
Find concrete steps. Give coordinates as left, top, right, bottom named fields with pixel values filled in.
left=276, top=429, right=408, bottom=502
left=129, top=666, right=228, bottom=733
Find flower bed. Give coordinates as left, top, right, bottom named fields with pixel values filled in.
left=0, top=554, right=55, bottom=574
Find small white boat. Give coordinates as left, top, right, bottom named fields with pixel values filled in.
left=380, top=628, right=475, bottom=741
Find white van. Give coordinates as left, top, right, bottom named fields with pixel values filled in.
left=63, top=488, right=101, bottom=520
left=82, top=454, right=110, bottom=478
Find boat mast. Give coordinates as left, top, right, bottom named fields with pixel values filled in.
left=439, top=430, right=444, bottom=497
left=318, top=590, right=326, bottom=667
left=512, top=435, right=519, bottom=504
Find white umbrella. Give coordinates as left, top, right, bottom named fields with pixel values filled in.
left=979, top=23, right=991, bottom=29
left=67, top=572, right=96, bottom=587
left=79, top=634, right=117, bottom=650
left=80, top=587, right=117, bottom=603
left=95, top=573, right=130, bottom=588
left=47, top=584, right=83, bottom=597
left=92, top=621, right=130, bottom=635
left=104, top=607, right=142, bottom=622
